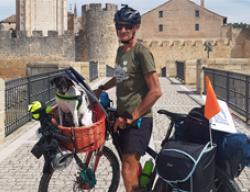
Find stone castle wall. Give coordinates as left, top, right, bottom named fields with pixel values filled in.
left=0, top=30, right=75, bottom=60
left=144, top=27, right=250, bottom=74
left=0, top=30, right=76, bottom=79
left=0, top=57, right=65, bottom=79
left=231, top=28, right=250, bottom=58
left=145, top=39, right=232, bottom=73
left=207, top=58, right=250, bottom=74
left=0, top=57, right=90, bottom=80
left=245, top=40, right=250, bottom=58
left=1, top=3, right=250, bottom=80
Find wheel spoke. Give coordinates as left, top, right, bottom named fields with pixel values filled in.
left=39, top=147, right=120, bottom=192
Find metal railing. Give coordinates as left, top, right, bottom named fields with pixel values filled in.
left=89, top=61, right=98, bottom=81
left=203, top=67, right=250, bottom=123
left=5, top=69, right=67, bottom=136
left=106, top=65, right=114, bottom=77
left=176, top=61, right=185, bottom=81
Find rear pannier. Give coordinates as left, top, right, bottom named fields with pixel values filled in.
left=156, top=140, right=216, bottom=192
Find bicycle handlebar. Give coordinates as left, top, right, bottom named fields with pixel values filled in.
left=36, top=112, right=72, bottom=143
left=51, top=131, right=72, bottom=143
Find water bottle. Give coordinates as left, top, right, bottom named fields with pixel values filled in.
left=140, top=158, right=154, bottom=188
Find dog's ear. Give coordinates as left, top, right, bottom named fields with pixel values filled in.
left=51, top=77, right=56, bottom=86
left=51, top=76, right=60, bottom=86
left=66, top=77, right=74, bottom=87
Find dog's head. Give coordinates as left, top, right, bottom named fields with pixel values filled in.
left=51, top=76, right=74, bottom=95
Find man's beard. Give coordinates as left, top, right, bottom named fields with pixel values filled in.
left=120, top=32, right=136, bottom=44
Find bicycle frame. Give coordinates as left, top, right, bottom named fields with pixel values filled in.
left=105, top=106, right=187, bottom=191
left=144, top=111, right=186, bottom=191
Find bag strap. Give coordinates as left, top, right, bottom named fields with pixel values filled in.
left=189, top=106, right=214, bottom=145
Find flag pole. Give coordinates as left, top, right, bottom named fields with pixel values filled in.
left=204, top=75, right=221, bottom=146
left=209, top=123, right=213, bottom=146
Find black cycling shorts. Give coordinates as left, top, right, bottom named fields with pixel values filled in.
left=118, top=117, right=153, bottom=156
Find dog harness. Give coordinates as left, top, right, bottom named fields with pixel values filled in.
left=56, top=91, right=84, bottom=110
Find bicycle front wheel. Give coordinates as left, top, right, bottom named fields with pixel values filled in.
left=39, top=146, right=120, bottom=192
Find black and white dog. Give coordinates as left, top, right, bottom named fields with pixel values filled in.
left=51, top=76, right=93, bottom=127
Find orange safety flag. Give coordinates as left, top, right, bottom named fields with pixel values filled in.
left=204, top=75, right=221, bottom=120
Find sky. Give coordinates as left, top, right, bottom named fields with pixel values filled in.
left=0, top=0, right=250, bottom=24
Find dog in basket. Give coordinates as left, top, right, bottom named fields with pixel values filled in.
left=51, top=75, right=93, bottom=127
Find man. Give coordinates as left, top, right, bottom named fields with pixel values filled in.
left=96, top=5, right=162, bottom=192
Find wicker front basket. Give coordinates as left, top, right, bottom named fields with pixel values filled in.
left=57, top=104, right=106, bottom=153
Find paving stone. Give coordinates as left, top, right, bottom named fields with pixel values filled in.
left=0, top=77, right=249, bottom=191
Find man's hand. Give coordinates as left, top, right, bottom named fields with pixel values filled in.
left=93, top=88, right=102, bottom=98
left=113, top=117, right=127, bottom=132
left=126, top=118, right=134, bottom=125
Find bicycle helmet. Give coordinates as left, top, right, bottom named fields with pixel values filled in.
left=114, top=5, right=141, bottom=25
left=28, top=101, right=52, bottom=120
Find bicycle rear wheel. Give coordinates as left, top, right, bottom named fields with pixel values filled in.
left=153, top=168, right=241, bottom=192
left=214, top=166, right=241, bottom=192
left=39, top=146, right=120, bottom=192
left=152, top=178, right=170, bottom=192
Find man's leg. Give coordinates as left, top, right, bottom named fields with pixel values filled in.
left=122, top=153, right=140, bottom=192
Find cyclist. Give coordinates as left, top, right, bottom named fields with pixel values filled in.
left=96, top=5, right=162, bottom=192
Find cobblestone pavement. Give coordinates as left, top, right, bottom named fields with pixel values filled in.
left=151, top=78, right=250, bottom=192
left=0, top=77, right=249, bottom=192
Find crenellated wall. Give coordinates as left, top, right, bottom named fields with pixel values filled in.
left=1, top=2, right=250, bottom=80
left=0, top=30, right=76, bottom=79
left=0, top=30, right=75, bottom=60
left=143, top=39, right=232, bottom=73
left=207, top=58, right=250, bottom=74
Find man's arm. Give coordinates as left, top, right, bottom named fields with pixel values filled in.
left=99, top=77, right=116, bottom=91
left=94, top=77, right=116, bottom=98
left=128, top=71, right=162, bottom=124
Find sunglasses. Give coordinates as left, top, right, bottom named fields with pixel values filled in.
left=115, top=23, right=134, bottom=30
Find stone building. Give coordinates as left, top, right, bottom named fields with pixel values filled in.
left=136, top=0, right=250, bottom=77
left=81, top=3, right=119, bottom=74
left=16, top=0, right=68, bottom=36
left=68, top=12, right=74, bottom=33
left=67, top=4, right=83, bottom=35
left=0, top=15, right=16, bottom=31
left=1, top=1, right=249, bottom=80
left=139, top=0, right=227, bottom=40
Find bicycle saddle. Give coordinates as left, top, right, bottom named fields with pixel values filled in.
left=157, top=109, right=187, bottom=121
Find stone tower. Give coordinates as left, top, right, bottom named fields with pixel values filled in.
left=16, top=0, right=67, bottom=36
left=82, top=3, right=118, bottom=77
left=200, top=0, right=205, bottom=7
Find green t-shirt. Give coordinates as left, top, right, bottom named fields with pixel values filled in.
left=114, top=42, right=156, bottom=118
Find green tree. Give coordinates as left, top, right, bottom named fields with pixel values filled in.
left=204, top=41, right=213, bottom=58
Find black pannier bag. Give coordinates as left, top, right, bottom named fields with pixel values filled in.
left=156, top=140, right=216, bottom=192
left=179, top=106, right=210, bottom=144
